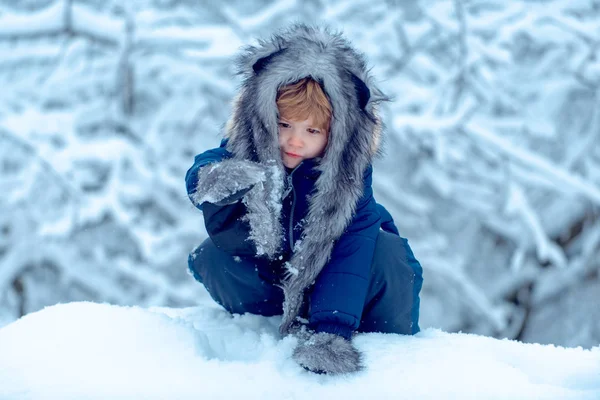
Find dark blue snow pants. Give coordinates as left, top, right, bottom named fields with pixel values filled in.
left=188, top=230, right=423, bottom=335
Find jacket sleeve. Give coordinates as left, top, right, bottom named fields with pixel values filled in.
left=185, top=140, right=257, bottom=256
left=185, top=140, right=232, bottom=211
left=308, top=165, right=382, bottom=339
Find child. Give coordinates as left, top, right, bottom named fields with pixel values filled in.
left=185, top=24, right=423, bottom=375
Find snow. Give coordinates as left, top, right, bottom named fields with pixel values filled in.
left=0, top=1, right=64, bottom=36
left=1, top=0, right=600, bottom=358
left=136, top=26, right=243, bottom=58
left=221, top=1, right=296, bottom=30
left=72, top=3, right=125, bottom=45
left=0, top=301, right=598, bottom=400
left=466, top=121, right=600, bottom=205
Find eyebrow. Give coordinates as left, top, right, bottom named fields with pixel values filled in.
left=278, top=118, right=322, bottom=131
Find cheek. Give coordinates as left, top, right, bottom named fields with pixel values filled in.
left=321, top=143, right=328, bottom=155
left=320, top=136, right=329, bottom=152
left=315, top=137, right=328, bottom=156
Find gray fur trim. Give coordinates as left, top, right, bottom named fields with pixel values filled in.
left=241, top=161, right=284, bottom=258
left=192, top=159, right=266, bottom=206
left=224, top=24, right=389, bottom=334
left=292, top=332, right=363, bottom=375
left=193, top=159, right=284, bottom=257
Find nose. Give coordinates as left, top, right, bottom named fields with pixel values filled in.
left=288, top=130, right=303, bottom=148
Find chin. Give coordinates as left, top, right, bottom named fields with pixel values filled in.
left=284, top=161, right=300, bottom=168
left=283, top=157, right=300, bottom=168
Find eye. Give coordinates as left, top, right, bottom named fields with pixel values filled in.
left=278, top=122, right=290, bottom=129
left=307, top=128, right=321, bottom=135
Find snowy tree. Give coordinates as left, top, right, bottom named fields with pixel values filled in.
left=0, top=0, right=598, bottom=348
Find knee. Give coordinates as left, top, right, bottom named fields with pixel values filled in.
left=365, top=231, right=423, bottom=335
left=187, top=238, right=217, bottom=283
left=372, top=231, right=422, bottom=286
left=187, top=238, right=284, bottom=316
left=400, top=236, right=423, bottom=283
left=188, top=252, right=203, bottom=283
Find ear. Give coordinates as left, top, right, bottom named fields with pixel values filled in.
left=350, top=73, right=370, bottom=109
left=252, top=48, right=287, bottom=74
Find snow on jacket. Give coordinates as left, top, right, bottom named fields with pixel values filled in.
left=187, top=24, right=393, bottom=337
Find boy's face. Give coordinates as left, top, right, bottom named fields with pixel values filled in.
left=278, top=115, right=328, bottom=169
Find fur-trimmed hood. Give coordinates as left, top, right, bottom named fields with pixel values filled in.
left=224, top=24, right=388, bottom=334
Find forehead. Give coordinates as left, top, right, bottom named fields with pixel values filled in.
left=279, top=114, right=314, bottom=123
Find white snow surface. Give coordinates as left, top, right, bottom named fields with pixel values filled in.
left=0, top=302, right=598, bottom=400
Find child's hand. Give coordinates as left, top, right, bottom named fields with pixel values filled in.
left=292, top=330, right=363, bottom=375
left=192, top=159, right=268, bottom=206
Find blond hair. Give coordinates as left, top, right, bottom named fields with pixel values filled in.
left=276, top=78, right=332, bottom=133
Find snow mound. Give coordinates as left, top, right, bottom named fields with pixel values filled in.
left=0, top=302, right=598, bottom=399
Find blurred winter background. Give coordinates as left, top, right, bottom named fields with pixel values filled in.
left=0, top=0, right=598, bottom=349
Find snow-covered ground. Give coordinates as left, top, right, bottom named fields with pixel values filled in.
left=0, top=301, right=598, bottom=400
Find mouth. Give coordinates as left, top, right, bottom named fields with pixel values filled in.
left=284, top=152, right=302, bottom=158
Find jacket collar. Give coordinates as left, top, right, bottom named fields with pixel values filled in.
left=285, top=158, right=321, bottom=180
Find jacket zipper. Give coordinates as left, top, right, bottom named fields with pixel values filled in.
left=282, top=174, right=294, bottom=199
left=285, top=163, right=302, bottom=252
left=289, top=183, right=297, bottom=252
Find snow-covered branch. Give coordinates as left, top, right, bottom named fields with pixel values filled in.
left=1, top=0, right=599, bottom=348
left=466, top=122, right=600, bottom=206
left=0, top=1, right=242, bottom=55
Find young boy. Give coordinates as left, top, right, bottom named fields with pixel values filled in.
left=185, top=24, right=423, bottom=375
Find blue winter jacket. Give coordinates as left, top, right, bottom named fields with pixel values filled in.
left=185, top=141, right=399, bottom=339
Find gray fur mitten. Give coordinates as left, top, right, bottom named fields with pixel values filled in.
left=292, top=331, right=363, bottom=375
left=192, top=159, right=267, bottom=207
